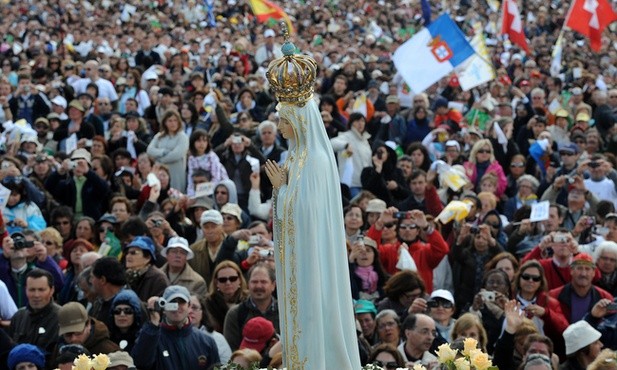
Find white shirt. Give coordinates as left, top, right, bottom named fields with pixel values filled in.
left=0, top=280, right=17, bottom=320
left=585, top=177, right=617, bottom=208
left=71, top=77, right=119, bottom=102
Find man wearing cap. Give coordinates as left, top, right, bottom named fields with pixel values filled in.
left=45, top=147, right=111, bottom=220
left=354, top=299, right=379, bottom=345
left=50, top=95, right=68, bottom=120
left=33, top=117, right=57, bottom=154
left=189, top=209, right=242, bottom=285
left=583, top=153, right=617, bottom=209
left=548, top=109, right=571, bottom=146
left=374, top=96, right=406, bottom=145
left=107, top=351, right=136, bottom=370
left=549, top=253, right=613, bottom=324
left=53, top=301, right=120, bottom=362
left=560, top=321, right=603, bottom=370
left=8, top=269, right=60, bottom=357
left=132, top=285, right=220, bottom=369
left=255, top=29, right=282, bottom=66
left=239, top=316, right=278, bottom=359
left=160, top=236, right=206, bottom=296
left=571, top=112, right=591, bottom=134
left=224, top=263, right=279, bottom=350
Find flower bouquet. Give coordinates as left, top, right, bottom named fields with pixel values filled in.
left=54, top=354, right=111, bottom=370
left=436, top=338, right=497, bottom=370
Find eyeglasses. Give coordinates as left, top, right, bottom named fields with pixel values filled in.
left=510, top=162, right=525, bottom=168
left=373, top=361, right=398, bottom=370
left=399, top=224, right=418, bottom=230
left=521, top=273, right=542, bottom=282
left=427, top=300, right=454, bottom=309
left=414, top=327, right=438, bottom=337
left=559, top=151, right=574, bottom=156
left=126, top=250, right=141, bottom=256
left=377, top=321, right=398, bottom=330
left=217, top=276, right=239, bottom=283
left=100, top=227, right=114, bottom=233
left=383, top=222, right=397, bottom=229
left=98, top=102, right=109, bottom=106
left=43, top=240, right=55, bottom=246
left=477, top=149, right=492, bottom=154
left=113, top=307, right=134, bottom=315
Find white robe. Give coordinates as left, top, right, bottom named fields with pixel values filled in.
left=273, top=99, right=361, bottom=369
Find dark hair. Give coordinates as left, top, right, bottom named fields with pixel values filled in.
left=524, top=334, right=554, bottom=356
left=383, top=270, right=425, bottom=301
left=409, top=169, right=427, bottom=182
left=402, top=313, right=418, bottom=330
left=348, top=112, right=366, bottom=131
left=160, top=110, right=183, bottom=135
left=86, top=82, right=99, bottom=98
left=92, top=155, right=113, bottom=180
left=182, top=101, right=199, bottom=125
left=405, top=143, right=432, bottom=171
left=26, top=268, right=54, bottom=288
left=92, top=257, right=127, bottom=286
left=189, top=129, right=211, bottom=156
left=111, top=148, right=132, bottom=161
left=514, top=260, right=548, bottom=294
left=51, top=206, right=74, bottom=223
left=247, top=262, right=275, bottom=283
left=367, top=344, right=406, bottom=368
left=120, top=216, right=150, bottom=238
left=482, top=268, right=511, bottom=297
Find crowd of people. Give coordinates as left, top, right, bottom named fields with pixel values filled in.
left=0, top=0, right=617, bottom=369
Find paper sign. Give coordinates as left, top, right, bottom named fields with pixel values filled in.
left=65, top=133, right=77, bottom=154
left=194, top=182, right=214, bottom=198
left=0, top=184, right=10, bottom=209
left=530, top=200, right=550, bottom=222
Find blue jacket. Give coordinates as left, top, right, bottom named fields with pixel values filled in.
left=0, top=255, right=64, bottom=307
left=132, top=321, right=220, bottom=370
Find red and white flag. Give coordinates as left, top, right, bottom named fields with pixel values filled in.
left=501, top=0, right=529, bottom=53
left=565, top=0, right=617, bottom=51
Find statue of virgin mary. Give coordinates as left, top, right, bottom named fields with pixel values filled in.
left=264, top=25, right=362, bottom=370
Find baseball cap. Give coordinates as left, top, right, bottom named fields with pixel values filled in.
left=58, top=302, right=89, bottom=335
left=162, top=236, right=194, bottom=260
left=430, top=289, right=455, bottom=304
left=107, top=351, right=135, bottom=368
left=354, top=300, right=377, bottom=315
left=188, top=197, right=213, bottom=211
left=558, top=142, right=578, bottom=154
left=126, top=236, right=156, bottom=261
left=143, top=70, right=158, bottom=80
left=240, top=317, right=276, bottom=353
left=97, top=213, right=117, bottom=225
left=564, top=321, right=601, bottom=355
left=35, top=117, right=50, bottom=127
left=570, top=253, right=595, bottom=267
left=576, top=112, right=590, bottom=122
left=555, top=109, right=569, bottom=118
left=519, top=80, right=530, bottom=87
left=220, top=203, right=242, bottom=223
left=51, top=95, right=67, bottom=108
left=365, top=199, right=386, bottom=214
left=200, top=209, right=223, bottom=225
left=571, top=87, right=583, bottom=95
left=386, top=95, right=400, bottom=104
left=264, top=29, right=275, bottom=38
left=68, top=100, right=85, bottom=112
left=162, top=285, right=190, bottom=303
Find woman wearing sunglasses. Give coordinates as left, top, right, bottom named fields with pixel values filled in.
left=426, top=289, right=456, bottom=342
left=204, top=261, right=248, bottom=333
left=108, top=289, right=143, bottom=353
left=512, top=260, right=568, bottom=337
left=367, top=343, right=406, bottom=370
left=463, top=139, right=507, bottom=198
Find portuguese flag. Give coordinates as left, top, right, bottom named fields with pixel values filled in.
left=248, top=0, right=295, bottom=34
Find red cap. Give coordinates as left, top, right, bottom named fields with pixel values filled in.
left=448, top=75, right=460, bottom=87
left=240, top=317, right=275, bottom=353
left=571, top=253, right=595, bottom=267
left=519, top=80, right=530, bottom=87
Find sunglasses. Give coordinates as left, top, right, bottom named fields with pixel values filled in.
left=100, top=227, right=114, bottom=233
left=373, top=361, right=398, bottom=370
left=1, top=176, right=23, bottom=186
left=43, top=240, right=55, bottom=246
left=510, top=162, right=525, bottom=168
left=477, top=149, right=492, bottom=154
left=399, top=224, right=418, bottom=230
left=427, top=300, right=454, bottom=309
left=217, top=276, right=239, bottom=283
left=383, top=222, right=397, bottom=228
left=113, top=307, right=134, bottom=315
left=521, top=273, right=542, bottom=282
left=559, top=151, right=574, bottom=156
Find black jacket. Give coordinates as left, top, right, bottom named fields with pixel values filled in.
left=45, top=169, right=112, bottom=221
left=8, top=302, right=60, bottom=358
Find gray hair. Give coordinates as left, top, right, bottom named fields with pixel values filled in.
left=523, top=354, right=552, bottom=370
left=258, top=120, right=277, bottom=135
left=375, top=309, right=400, bottom=325
left=517, top=174, right=540, bottom=191
left=594, top=241, right=617, bottom=264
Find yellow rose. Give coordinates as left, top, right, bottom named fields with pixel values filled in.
left=470, top=351, right=492, bottom=370
left=73, top=354, right=92, bottom=370
left=463, top=337, right=479, bottom=356
left=436, top=343, right=458, bottom=363
left=413, top=364, right=428, bottom=370
left=92, top=354, right=111, bottom=370
left=454, top=357, right=471, bottom=370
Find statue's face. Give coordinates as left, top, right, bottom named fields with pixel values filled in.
left=277, top=118, right=294, bottom=140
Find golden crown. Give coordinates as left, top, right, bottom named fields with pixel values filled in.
left=266, top=22, right=317, bottom=106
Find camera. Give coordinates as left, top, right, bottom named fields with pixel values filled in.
left=248, top=235, right=261, bottom=245
left=259, top=249, right=274, bottom=258
left=470, top=226, right=479, bottom=234
left=154, top=297, right=178, bottom=312
left=394, top=212, right=411, bottom=219
left=553, top=233, right=568, bottom=243
left=152, top=219, right=164, bottom=228
left=589, top=161, right=601, bottom=169
left=69, top=161, right=77, bottom=170
left=567, top=177, right=575, bottom=184
left=13, top=234, right=34, bottom=250
left=231, top=134, right=242, bottom=144
left=607, top=303, right=617, bottom=311
left=479, top=291, right=495, bottom=302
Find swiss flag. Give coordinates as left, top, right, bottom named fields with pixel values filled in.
left=565, top=0, right=617, bottom=51
left=501, top=0, right=529, bottom=53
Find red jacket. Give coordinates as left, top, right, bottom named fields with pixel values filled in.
left=367, top=224, right=449, bottom=293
